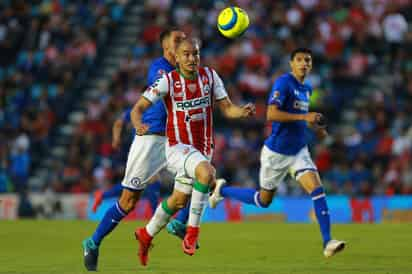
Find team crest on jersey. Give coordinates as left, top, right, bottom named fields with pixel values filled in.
left=188, top=83, right=197, bottom=93
left=203, top=84, right=210, bottom=95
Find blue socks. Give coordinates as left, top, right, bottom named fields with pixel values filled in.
left=92, top=201, right=127, bottom=246
left=144, top=181, right=161, bottom=212
left=311, top=186, right=331, bottom=247
left=102, top=183, right=123, bottom=199
left=174, top=202, right=190, bottom=224
left=220, top=186, right=269, bottom=208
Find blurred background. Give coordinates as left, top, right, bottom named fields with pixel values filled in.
left=1, top=0, right=412, bottom=223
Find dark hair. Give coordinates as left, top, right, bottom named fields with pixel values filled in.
left=159, top=27, right=180, bottom=45
left=290, top=48, right=312, bottom=60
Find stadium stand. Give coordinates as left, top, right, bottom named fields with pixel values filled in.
left=1, top=0, right=412, bottom=198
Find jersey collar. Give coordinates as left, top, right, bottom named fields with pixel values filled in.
left=176, top=67, right=198, bottom=80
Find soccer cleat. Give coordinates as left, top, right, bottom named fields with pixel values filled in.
left=82, top=237, right=99, bottom=271
left=208, top=178, right=227, bottom=209
left=134, top=227, right=153, bottom=266
left=182, top=226, right=199, bottom=256
left=323, top=239, right=346, bottom=258
left=167, top=219, right=200, bottom=249
left=92, top=190, right=103, bottom=213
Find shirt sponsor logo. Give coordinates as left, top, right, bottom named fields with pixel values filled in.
left=175, top=95, right=210, bottom=111
left=293, top=100, right=309, bottom=111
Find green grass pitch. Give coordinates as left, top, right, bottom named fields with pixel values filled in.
left=1, top=221, right=411, bottom=274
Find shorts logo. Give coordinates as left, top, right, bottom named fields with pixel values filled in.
left=183, top=147, right=190, bottom=155
left=130, top=177, right=142, bottom=188
left=272, top=91, right=280, bottom=99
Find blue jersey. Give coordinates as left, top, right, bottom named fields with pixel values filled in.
left=264, top=73, right=312, bottom=155
left=142, top=57, right=174, bottom=134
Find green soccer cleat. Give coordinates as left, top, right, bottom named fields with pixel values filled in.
left=167, top=219, right=200, bottom=249
left=82, top=237, right=99, bottom=271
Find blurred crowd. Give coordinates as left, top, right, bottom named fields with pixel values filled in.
left=0, top=0, right=127, bottom=193
left=1, top=0, right=412, bottom=197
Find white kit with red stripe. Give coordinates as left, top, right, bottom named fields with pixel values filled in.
left=143, top=67, right=228, bottom=192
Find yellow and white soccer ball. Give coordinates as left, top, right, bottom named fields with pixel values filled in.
left=217, top=6, right=249, bottom=39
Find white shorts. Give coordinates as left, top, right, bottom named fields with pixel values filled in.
left=259, top=145, right=317, bottom=191
left=121, top=135, right=167, bottom=191
left=166, top=142, right=211, bottom=194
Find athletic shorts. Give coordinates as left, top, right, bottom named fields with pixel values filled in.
left=166, top=142, right=211, bottom=194
left=259, top=145, right=317, bottom=191
left=121, top=135, right=168, bottom=191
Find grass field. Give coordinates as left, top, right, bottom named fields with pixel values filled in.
left=1, top=221, right=411, bottom=274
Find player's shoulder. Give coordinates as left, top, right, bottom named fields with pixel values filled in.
left=273, top=73, right=292, bottom=88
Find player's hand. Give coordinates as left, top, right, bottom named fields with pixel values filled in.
left=112, top=137, right=121, bottom=150
left=304, top=112, right=322, bottom=124
left=241, top=103, right=256, bottom=117
left=136, top=124, right=150, bottom=135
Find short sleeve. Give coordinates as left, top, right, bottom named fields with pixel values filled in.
left=142, top=74, right=169, bottom=103
left=147, top=61, right=166, bottom=86
left=212, top=69, right=228, bottom=100
left=267, top=77, right=289, bottom=107
left=122, top=108, right=131, bottom=123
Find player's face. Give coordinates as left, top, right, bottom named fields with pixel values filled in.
left=290, top=53, right=312, bottom=79
left=176, top=42, right=200, bottom=74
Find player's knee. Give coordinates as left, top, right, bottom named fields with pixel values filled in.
left=195, top=162, right=216, bottom=185
left=168, top=191, right=190, bottom=211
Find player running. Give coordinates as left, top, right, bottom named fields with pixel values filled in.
left=82, top=28, right=186, bottom=271
left=208, top=48, right=346, bottom=258
left=132, top=37, right=255, bottom=266
left=91, top=107, right=161, bottom=214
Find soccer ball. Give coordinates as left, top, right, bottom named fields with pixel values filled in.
left=217, top=6, right=249, bottom=39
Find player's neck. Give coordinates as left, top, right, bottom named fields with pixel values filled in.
left=177, top=67, right=197, bottom=80
left=290, top=71, right=305, bottom=83
left=164, top=53, right=176, bottom=67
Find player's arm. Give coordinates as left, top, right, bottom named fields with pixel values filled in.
left=267, top=105, right=320, bottom=123
left=266, top=78, right=321, bottom=123
left=212, top=69, right=255, bottom=119
left=217, top=97, right=255, bottom=118
left=131, top=75, right=169, bottom=135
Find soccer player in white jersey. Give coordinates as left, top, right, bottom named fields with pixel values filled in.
left=209, top=48, right=346, bottom=258
left=131, top=37, right=255, bottom=266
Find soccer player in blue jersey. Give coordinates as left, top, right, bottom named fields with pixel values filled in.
left=91, top=107, right=161, bottom=213
left=209, top=48, right=346, bottom=257
left=82, top=28, right=186, bottom=271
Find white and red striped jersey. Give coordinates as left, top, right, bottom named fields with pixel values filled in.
left=143, top=67, right=228, bottom=156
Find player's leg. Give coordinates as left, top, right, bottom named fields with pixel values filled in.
left=143, top=176, right=161, bottom=213
left=293, top=147, right=345, bottom=257
left=183, top=159, right=215, bottom=255
left=136, top=187, right=190, bottom=266
left=92, top=183, right=123, bottom=212
left=83, top=189, right=141, bottom=271
left=209, top=145, right=288, bottom=208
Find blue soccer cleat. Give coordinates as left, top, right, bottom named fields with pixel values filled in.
left=82, top=237, right=99, bottom=271
left=167, top=219, right=200, bottom=249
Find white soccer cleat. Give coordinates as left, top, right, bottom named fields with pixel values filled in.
left=208, top=178, right=227, bottom=209
left=323, top=239, right=346, bottom=258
